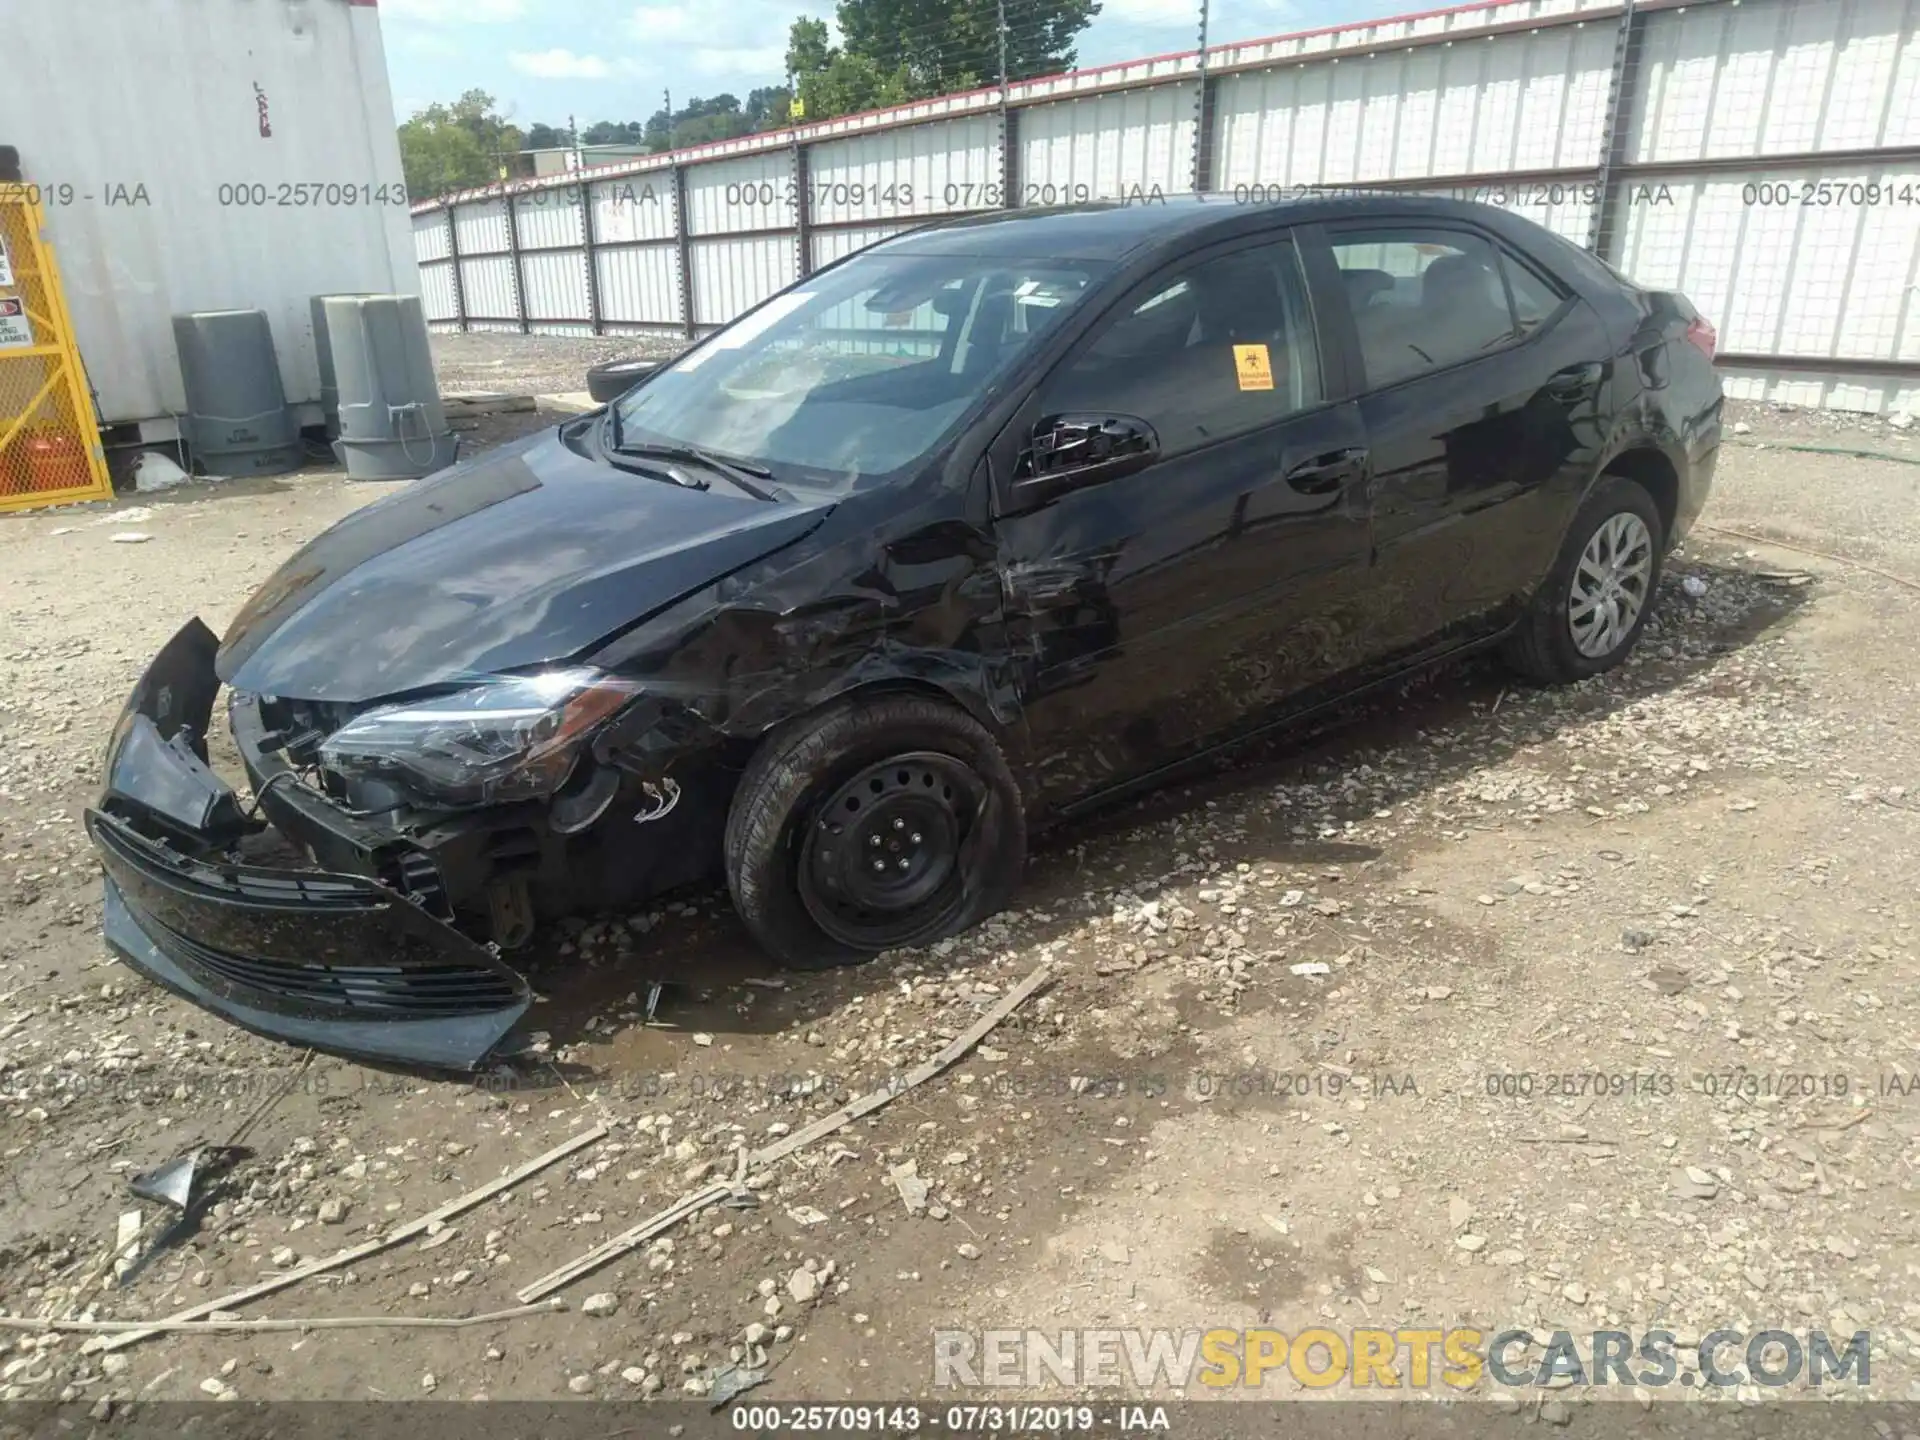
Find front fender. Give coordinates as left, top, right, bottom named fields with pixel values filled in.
left=586, top=513, right=1032, bottom=790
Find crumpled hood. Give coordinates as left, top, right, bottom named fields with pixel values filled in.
left=218, top=428, right=831, bottom=702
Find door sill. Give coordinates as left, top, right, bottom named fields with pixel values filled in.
left=1047, top=629, right=1512, bottom=825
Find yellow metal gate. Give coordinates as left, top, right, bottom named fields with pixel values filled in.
left=0, top=189, right=113, bottom=513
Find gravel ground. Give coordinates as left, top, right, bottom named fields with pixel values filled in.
left=431, top=332, right=686, bottom=398
left=0, top=370, right=1917, bottom=1419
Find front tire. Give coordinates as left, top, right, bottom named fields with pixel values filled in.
left=1502, top=474, right=1665, bottom=684
left=724, top=695, right=1026, bottom=970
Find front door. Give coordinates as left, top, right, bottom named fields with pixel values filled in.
left=991, top=229, right=1373, bottom=811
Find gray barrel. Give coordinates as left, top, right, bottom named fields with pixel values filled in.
left=325, top=294, right=458, bottom=480
left=172, top=310, right=303, bottom=476
left=310, top=292, right=375, bottom=438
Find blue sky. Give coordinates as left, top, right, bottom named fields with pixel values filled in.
left=379, top=0, right=1394, bottom=130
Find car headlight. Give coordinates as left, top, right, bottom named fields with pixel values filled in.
left=317, top=670, right=634, bottom=808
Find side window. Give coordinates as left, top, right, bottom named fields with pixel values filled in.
left=1037, top=236, right=1324, bottom=458
left=1501, top=252, right=1566, bottom=334
left=1330, top=228, right=1519, bottom=388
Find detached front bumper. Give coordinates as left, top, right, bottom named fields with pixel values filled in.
left=86, top=619, right=531, bottom=1070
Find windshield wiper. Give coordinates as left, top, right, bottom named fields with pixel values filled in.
left=608, top=440, right=786, bottom=502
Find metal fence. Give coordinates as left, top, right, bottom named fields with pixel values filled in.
left=410, top=0, right=1920, bottom=413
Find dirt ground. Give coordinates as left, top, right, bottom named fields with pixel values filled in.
left=2, top=342, right=1918, bottom=1423
left=430, top=331, right=684, bottom=398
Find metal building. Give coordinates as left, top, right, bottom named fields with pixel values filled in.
left=4, top=0, right=418, bottom=438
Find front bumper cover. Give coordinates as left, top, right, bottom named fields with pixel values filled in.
left=86, top=618, right=532, bottom=1070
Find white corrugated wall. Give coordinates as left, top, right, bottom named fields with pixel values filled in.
left=409, top=0, right=1920, bottom=411
left=1020, top=87, right=1196, bottom=200
left=811, top=225, right=912, bottom=270
left=1214, top=21, right=1616, bottom=186
left=808, top=117, right=1002, bottom=224
left=690, top=237, right=798, bottom=328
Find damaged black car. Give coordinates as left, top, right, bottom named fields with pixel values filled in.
left=88, top=195, right=1720, bottom=1068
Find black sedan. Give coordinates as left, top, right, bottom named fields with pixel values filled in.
left=88, top=195, right=1721, bottom=1067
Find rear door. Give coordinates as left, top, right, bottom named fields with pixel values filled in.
left=990, top=228, right=1373, bottom=810
left=1325, top=221, right=1613, bottom=663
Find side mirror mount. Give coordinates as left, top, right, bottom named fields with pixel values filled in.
left=1008, top=412, right=1159, bottom=511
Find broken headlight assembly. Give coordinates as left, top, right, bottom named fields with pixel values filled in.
left=316, top=670, right=635, bottom=809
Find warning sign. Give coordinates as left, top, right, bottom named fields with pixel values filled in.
left=1233, top=343, right=1273, bottom=391
left=0, top=296, right=31, bottom=349
left=0, top=239, right=12, bottom=287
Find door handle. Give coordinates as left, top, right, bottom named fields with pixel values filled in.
left=1546, top=362, right=1603, bottom=403
left=1284, top=447, right=1368, bottom=494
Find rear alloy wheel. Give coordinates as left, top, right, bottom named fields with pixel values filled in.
left=1567, top=511, right=1654, bottom=659
left=725, top=696, right=1026, bottom=969
left=1501, top=473, right=1666, bottom=683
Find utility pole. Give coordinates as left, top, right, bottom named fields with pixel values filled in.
left=996, top=0, right=1017, bottom=209
left=1190, top=0, right=1213, bottom=194
left=997, top=0, right=1009, bottom=99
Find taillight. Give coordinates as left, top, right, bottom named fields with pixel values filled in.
left=1685, top=315, right=1717, bottom=360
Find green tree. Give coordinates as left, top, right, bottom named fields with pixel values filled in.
left=787, top=18, right=912, bottom=119
left=397, top=90, right=523, bottom=196
left=639, top=94, right=755, bottom=151
left=788, top=0, right=1098, bottom=121
left=843, top=0, right=1098, bottom=92
left=581, top=120, right=645, bottom=147
left=745, top=85, right=794, bottom=131
left=524, top=121, right=572, bottom=150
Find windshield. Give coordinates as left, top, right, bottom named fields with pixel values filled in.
left=610, top=251, right=1106, bottom=490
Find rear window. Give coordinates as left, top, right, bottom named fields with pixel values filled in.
left=1331, top=228, right=1519, bottom=387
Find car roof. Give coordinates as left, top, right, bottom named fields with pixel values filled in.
left=872, top=192, right=1534, bottom=265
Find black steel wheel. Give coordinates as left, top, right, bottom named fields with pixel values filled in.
left=724, top=696, right=1026, bottom=970
left=797, top=752, right=981, bottom=950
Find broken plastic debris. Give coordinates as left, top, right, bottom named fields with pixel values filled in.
left=1288, top=961, right=1332, bottom=978
left=128, top=1150, right=208, bottom=1211
left=132, top=451, right=192, bottom=493
left=111, top=1210, right=144, bottom=1282
left=703, top=1362, right=768, bottom=1407
left=890, top=1160, right=930, bottom=1215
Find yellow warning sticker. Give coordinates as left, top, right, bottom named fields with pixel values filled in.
left=1233, top=343, right=1274, bottom=391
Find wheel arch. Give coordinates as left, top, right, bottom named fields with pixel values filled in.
left=741, top=671, right=1028, bottom=779
left=1595, top=444, right=1682, bottom=547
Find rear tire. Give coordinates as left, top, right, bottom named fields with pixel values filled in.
left=1502, top=473, right=1665, bottom=684
left=724, top=695, right=1026, bottom=970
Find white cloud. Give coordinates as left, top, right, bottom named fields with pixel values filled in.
left=1096, top=0, right=1300, bottom=27
left=383, top=0, right=525, bottom=21
left=686, top=45, right=788, bottom=77
left=510, top=48, right=615, bottom=79
left=628, top=1, right=814, bottom=51
left=627, top=3, right=707, bottom=43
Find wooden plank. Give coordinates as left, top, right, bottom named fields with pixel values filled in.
left=518, top=964, right=1051, bottom=1302
left=85, top=1124, right=608, bottom=1354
